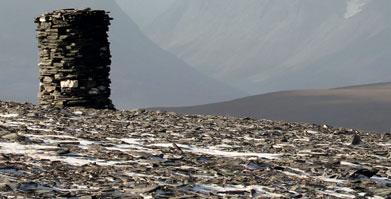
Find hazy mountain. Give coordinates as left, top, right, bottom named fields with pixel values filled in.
left=115, top=0, right=175, bottom=29
left=159, top=82, right=391, bottom=132
left=0, top=0, right=243, bottom=108
left=145, top=0, right=391, bottom=94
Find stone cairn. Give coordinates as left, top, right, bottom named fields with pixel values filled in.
left=35, top=9, right=114, bottom=109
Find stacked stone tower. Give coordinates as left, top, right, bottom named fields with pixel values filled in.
left=35, top=9, right=114, bottom=109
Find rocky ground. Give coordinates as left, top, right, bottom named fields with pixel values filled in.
left=0, top=101, right=390, bottom=198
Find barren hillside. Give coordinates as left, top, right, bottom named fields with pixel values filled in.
left=160, top=82, right=391, bottom=132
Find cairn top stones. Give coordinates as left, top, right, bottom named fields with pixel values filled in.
left=35, top=9, right=114, bottom=109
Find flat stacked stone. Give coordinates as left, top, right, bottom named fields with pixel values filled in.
left=35, top=8, right=114, bottom=109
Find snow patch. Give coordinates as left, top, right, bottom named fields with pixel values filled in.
left=126, top=172, right=169, bottom=179
left=282, top=167, right=346, bottom=184
left=107, top=138, right=281, bottom=160
left=317, top=176, right=346, bottom=184
left=73, top=111, right=83, bottom=115
left=0, top=141, right=137, bottom=166
left=377, top=142, right=391, bottom=148
left=306, top=130, right=319, bottom=134
left=150, top=143, right=282, bottom=160
left=344, top=0, right=371, bottom=19
left=106, top=138, right=154, bottom=151
left=318, top=190, right=356, bottom=198
left=189, top=184, right=283, bottom=198
left=24, top=134, right=98, bottom=150
left=273, top=143, right=295, bottom=149
left=0, top=142, right=57, bottom=154
left=0, top=113, right=19, bottom=118
left=282, top=171, right=308, bottom=178
left=340, top=161, right=362, bottom=168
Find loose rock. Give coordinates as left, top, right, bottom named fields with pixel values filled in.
left=0, top=101, right=389, bottom=198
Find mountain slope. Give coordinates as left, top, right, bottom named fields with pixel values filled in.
left=115, top=0, right=175, bottom=29
left=159, top=82, right=391, bottom=132
left=0, top=0, right=243, bottom=108
left=145, top=0, right=391, bottom=93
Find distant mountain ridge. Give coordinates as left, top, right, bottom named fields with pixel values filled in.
left=0, top=0, right=243, bottom=108
left=158, top=82, right=391, bottom=133
left=115, top=0, right=176, bottom=29
left=145, top=0, right=391, bottom=94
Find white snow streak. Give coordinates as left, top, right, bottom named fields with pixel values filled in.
left=150, top=143, right=282, bottom=160
left=344, top=0, right=371, bottom=19
left=0, top=113, right=19, bottom=118
left=318, top=190, right=356, bottom=199
left=191, top=184, right=283, bottom=198
left=0, top=141, right=136, bottom=166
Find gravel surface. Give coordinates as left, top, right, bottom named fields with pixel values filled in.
left=0, top=101, right=390, bottom=198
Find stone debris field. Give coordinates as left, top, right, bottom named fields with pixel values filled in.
left=0, top=101, right=390, bottom=198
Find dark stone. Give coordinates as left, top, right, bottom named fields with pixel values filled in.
left=351, top=134, right=361, bottom=145
left=350, top=168, right=379, bottom=179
